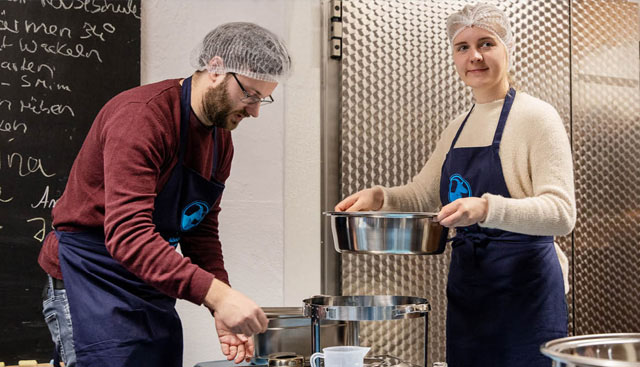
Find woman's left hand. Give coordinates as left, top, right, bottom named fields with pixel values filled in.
left=436, top=197, right=488, bottom=228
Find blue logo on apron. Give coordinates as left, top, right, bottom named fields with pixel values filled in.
left=167, top=236, right=180, bottom=248
left=181, top=201, right=210, bottom=231
left=448, top=174, right=471, bottom=203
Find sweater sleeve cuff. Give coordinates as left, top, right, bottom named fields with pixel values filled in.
left=378, top=185, right=393, bottom=211
left=183, top=267, right=215, bottom=305
left=479, top=193, right=506, bottom=229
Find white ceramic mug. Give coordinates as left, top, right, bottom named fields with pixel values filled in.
left=310, top=346, right=371, bottom=367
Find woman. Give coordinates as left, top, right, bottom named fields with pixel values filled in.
left=335, top=3, right=575, bottom=366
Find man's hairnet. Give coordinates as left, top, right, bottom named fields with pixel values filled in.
left=191, top=22, right=292, bottom=83
left=446, top=3, right=514, bottom=68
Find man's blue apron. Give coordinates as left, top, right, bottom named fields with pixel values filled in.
left=439, top=88, right=567, bottom=367
left=57, top=76, right=225, bottom=366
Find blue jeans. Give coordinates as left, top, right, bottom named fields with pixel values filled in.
left=42, top=275, right=77, bottom=367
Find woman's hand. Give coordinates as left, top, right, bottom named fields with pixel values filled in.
left=436, top=197, right=488, bottom=227
left=334, top=187, right=384, bottom=212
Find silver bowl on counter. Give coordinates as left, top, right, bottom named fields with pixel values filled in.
left=540, top=333, right=640, bottom=366
left=324, top=211, right=446, bottom=255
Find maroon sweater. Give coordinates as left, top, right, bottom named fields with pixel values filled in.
left=38, top=79, right=233, bottom=305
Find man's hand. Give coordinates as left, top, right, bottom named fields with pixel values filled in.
left=215, top=315, right=256, bottom=364
left=436, top=197, right=488, bottom=227
left=203, top=278, right=268, bottom=336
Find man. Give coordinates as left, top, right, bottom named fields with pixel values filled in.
left=38, top=22, right=291, bottom=367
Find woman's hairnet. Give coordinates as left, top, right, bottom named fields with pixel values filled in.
left=446, top=3, right=514, bottom=68
left=191, top=22, right=292, bottom=83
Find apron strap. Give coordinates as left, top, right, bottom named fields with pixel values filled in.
left=449, top=105, right=475, bottom=150
left=492, top=87, right=516, bottom=147
left=179, top=77, right=192, bottom=163
left=180, top=76, right=221, bottom=181
left=211, top=127, right=219, bottom=179
left=449, top=87, right=517, bottom=151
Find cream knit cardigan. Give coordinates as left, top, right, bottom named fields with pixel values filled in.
left=379, top=92, right=576, bottom=292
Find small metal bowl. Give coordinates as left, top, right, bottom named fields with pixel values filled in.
left=323, top=211, right=446, bottom=255
left=540, top=333, right=640, bottom=366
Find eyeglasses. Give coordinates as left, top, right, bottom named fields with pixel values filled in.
left=230, top=73, right=274, bottom=105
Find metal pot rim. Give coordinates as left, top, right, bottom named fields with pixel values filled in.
left=323, top=211, right=438, bottom=219
left=262, top=307, right=304, bottom=318
left=303, top=295, right=430, bottom=321
left=540, top=333, right=640, bottom=367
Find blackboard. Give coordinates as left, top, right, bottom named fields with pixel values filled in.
left=0, top=0, right=140, bottom=362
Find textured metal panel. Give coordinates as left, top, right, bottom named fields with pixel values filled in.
left=322, top=0, right=345, bottom=297
left=571, top=0, right=640, bottom=335
left=339, top=0, right=571, bottom=364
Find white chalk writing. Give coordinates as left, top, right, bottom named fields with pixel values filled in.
left=40, top=0, right=141, bottom=19
left=0, top=0, right=138, bottom=249
left=0, top=58, right=56, bottom=78
left=26, top=217, right=47, bottom=242
left=21, top=74, right=72, bottom=92
left=19, top=38, right=103, bottom=63
left=1, top=151, right=56, bottom=177
left=0, top=186, right=14, bottom=203
left=0, top=35, right=14, bottom=51
left=21, top=58, right=56, bottom=78
left=31, top=185, right=57, bottom=209
left=0, top=18, right=19, bottom=34
left=0, top=99, right=11, bottom=110
left=20, top=97, right=75, bottom=116
left=80, top=21, right=115, bottom=41
left=0, top=61, right=16, bottom=72
left=24, top=19, right=73, bottom=39
left=0, top=119, right=27, bottom=134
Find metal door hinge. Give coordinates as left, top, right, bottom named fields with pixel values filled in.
left=330, top=0, right=342, bottom=60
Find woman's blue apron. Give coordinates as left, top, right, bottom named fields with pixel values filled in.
left=439, top=88, right=567, bottom=367
left=57, top=76, right=225, bottom=366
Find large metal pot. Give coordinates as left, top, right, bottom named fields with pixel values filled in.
left=253, top=307, right=347, bottom=364
left=303, top=295, right=431, bottom=321
left=540, top=333, right=640, bottom=366
left=324, top=211, right=446, bottom=255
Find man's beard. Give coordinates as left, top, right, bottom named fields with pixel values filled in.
left=201, top=77, right=249, bottom=130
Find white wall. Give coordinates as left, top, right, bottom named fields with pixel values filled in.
left=141, top=1, right=322, bottom=366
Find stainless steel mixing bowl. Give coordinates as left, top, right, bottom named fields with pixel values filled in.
left=324, top=211, right=446, bottom=255
left=540, top=333, right=640, bottom=366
